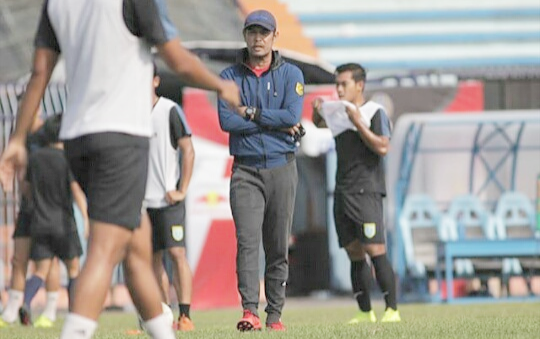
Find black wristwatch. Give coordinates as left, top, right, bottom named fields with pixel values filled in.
left=245, top=106, right=256, bottom=121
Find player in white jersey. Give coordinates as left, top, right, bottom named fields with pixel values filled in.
left=0, top=1, right=239, bottom=338
left=145, top=67, right=195, bottom=331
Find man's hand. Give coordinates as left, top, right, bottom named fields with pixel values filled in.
left=312, top=97, right=324, bottom=112
left=0, top=139, right=28, bottom=192
left=218, top=80, right=241, bottom=108
left=345, top=105, right=368, bottom=126
left=282, top=123, right=302, bottom=136
left=165, top=190, right=186, bottom=205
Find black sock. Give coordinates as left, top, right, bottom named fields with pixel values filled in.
left=371, top=254, right=397, bottom=310
left=351, top=260, right=372, bottom=312
left=68, top=278, right=77, bottom=306
left=179, top=304, right=190, bottom=318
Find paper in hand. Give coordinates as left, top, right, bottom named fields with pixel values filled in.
left=319, top=100, right=382, bottom=136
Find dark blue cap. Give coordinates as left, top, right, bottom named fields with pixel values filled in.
left=244, top=10, right=276, bottom=31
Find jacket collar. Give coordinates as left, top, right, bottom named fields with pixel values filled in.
left=237, top=48, right=284, bottom=72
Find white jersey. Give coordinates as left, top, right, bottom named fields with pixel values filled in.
left=145, top=97, right=192, bottom=208
left=35, top=0, right=178, bottom=139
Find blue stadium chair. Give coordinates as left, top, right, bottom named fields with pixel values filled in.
left=494, top=191, right=538, bottom=272
left=494, top=191, right=536, bottom=239
left=399, top=194, right=444, bottom=279
left=444, top=194, right=501, bottom=276
left=446, top=194, right=498, bottom=240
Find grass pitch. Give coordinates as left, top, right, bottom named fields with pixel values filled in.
left=1, top=300, right=539, bottom=338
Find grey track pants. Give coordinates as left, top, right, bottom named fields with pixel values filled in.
left=230, top=159, right=298, bottom=324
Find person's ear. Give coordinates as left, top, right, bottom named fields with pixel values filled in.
left=356, top=80, right=364, bottom=92
left=153, top=75, right=161, bottom=88
left=273, top=30, right=279, bottom=40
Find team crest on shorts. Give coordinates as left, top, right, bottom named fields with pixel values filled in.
left=363, top=223, right=376, bottom=239
left=171, top=225, right=184, bottom=241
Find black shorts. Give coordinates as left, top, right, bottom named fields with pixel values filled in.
left=13, top=210, right=32, bottom=238
left=64, top=133, right=149, bottom=230
left=13, top=197, right=32, bottom=238
left=147, top=202, right=186, bottom=252
left=333, top=192, right=386, bottom=247
left=31, top=232, right=82, bottom=261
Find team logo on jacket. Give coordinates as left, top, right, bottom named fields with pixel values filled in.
left=171, top=225, right=184, bottom=241
left=363, top=223, right=376, bottom=239
left=295, top=82, right=304, bottom=96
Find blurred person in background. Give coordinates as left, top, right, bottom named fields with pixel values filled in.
left=0, top=112, right=64, bottom=329
left=312, top=63, right=401, bottom=323
left=0, top=0, right=239, bottom=338
left=17, top=114, right=88, bottom=328
left=145, top=66, right=195, bottom=332
left=218, top=9, right=305, bottom=332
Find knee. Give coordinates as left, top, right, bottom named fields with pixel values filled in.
left=365, top=244, right=386, bottom=258
left=345, top=243, right=366, bottom=262
left=168, top=247, right=187, bottom=263
left=34, top=264, right=51, bottom=279
left=11, top=253, right=29, bottom=270
left=65, top=261, right=80, bottom=278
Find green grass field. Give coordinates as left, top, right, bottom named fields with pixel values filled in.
left=1, top=301, right=539, bottom=338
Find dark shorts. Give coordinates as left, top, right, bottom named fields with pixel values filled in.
left=333, top=192, right=386, bottom=247
left=31, top=232, right=82, bottom=261
left=13, top=210, right=32, bottom=238
left=13, top=197, right=32, bottom=238
left=147, top=202, right=186, bottom=252
left=64, top=133, right=149, bottom=230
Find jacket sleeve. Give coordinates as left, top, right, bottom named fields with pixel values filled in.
left=254, top=65, right=304, bottom=128
left=217, top=68, right=261, bottom=135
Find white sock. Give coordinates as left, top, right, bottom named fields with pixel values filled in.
left=2, top=290, right=24, bottom=323
left=42, top=291, right=59, bottom=321
left=144, top=313, right=176, bottom=339
left=60, top=313, right=97, bottom=339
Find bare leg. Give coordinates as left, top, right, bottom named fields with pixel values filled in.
left=62, top=257, right=80, bottom=308
left=11, top=237, right=31, bottom=291
left=69, top=221, right=131, bottom=319
left=63, top=257, right=80, bottom=280
left=152, top=251, right=170, bottom=304
left=168, top=247, right=192, bottom=305
left=31, top=259, right=53, bottom=281
left=1, top=238, right=31, bottom=322
left=45, top=258, right=61, bottom=292
left=123, top=213, right=163, bottom=320
left=41, top=258, right=61, bottom=321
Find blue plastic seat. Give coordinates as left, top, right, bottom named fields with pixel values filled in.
left=494, top=191, right=536, bottom=239
left=494, top=191, right=537, bottom=275
left=399, top=194, right=444, bottom=278
left=444, top=194, right=500, bottom=276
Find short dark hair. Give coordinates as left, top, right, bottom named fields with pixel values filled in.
left=335, top=63, right=366, bottom=83
left=42, top=113, right=62, bottom=144
left=152, top=61, right=158, bottom=77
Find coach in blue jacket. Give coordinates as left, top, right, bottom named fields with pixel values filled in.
left=218, top=9, right=304, bottom=332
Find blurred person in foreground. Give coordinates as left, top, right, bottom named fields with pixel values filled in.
left=0, top=0, right=239, bottom=338
left=145, top=67, right=195, bottom=331
left=312, top=63, right=401, bottom=323
left=218, top=9, right=305, bottom=332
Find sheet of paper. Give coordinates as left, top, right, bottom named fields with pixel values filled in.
left=319, top=100, right=382, bottom=136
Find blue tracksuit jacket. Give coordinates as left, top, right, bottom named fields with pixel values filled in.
left=218, top=49, right=305, bottom=169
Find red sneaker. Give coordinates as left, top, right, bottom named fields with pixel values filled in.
left=236, top=310, right=262, bottom=331
left=266, top=320, right=286, bottom=331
